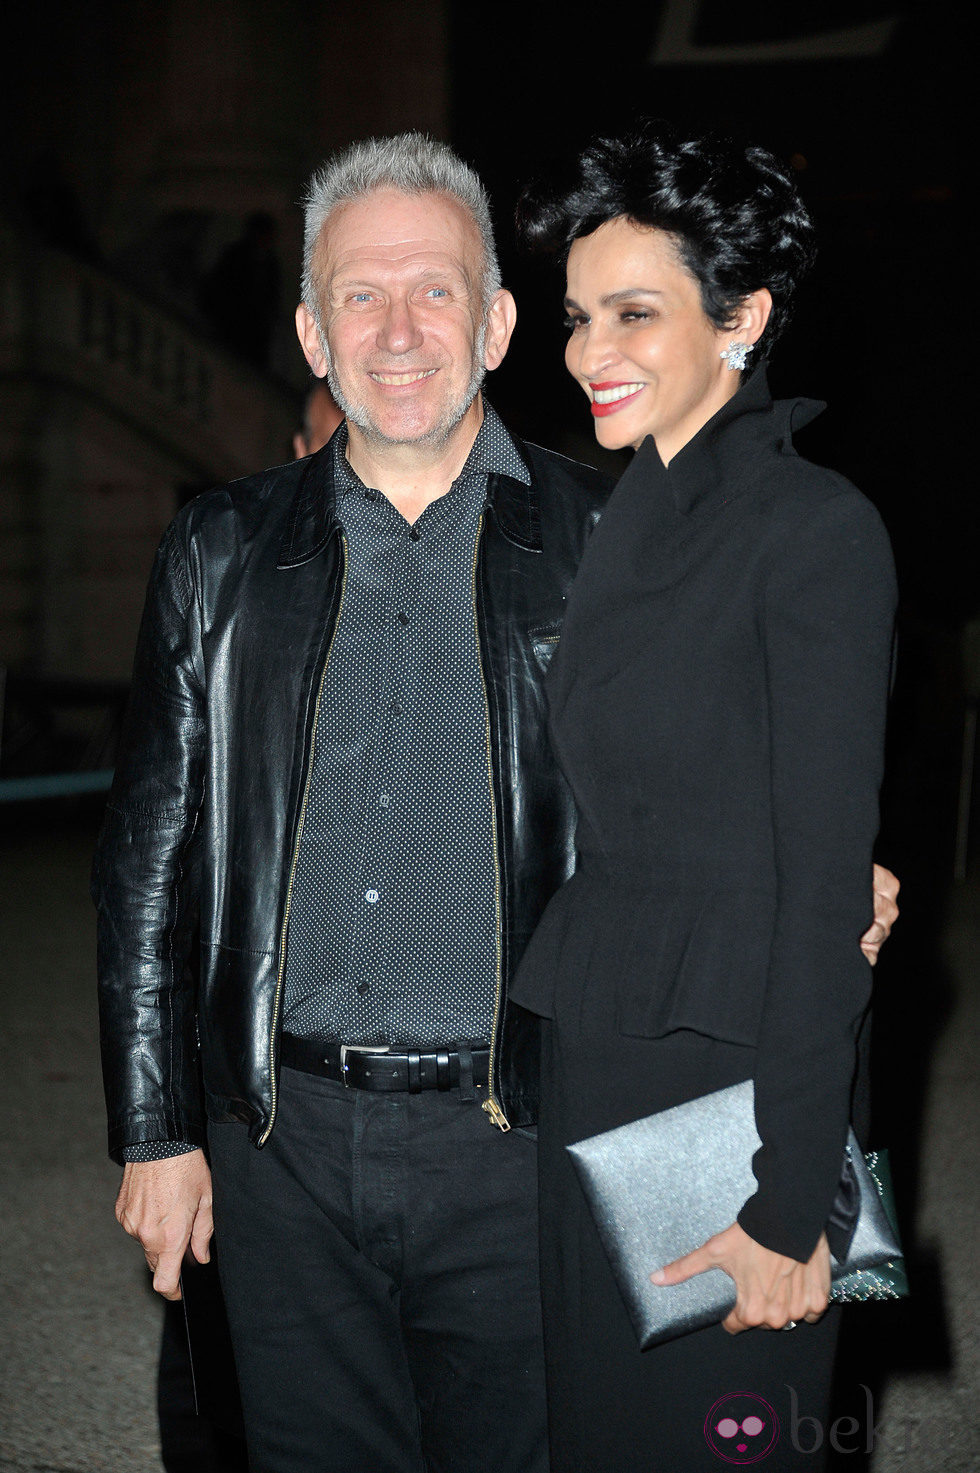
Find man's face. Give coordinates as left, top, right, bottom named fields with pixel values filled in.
left=306, top=189, right=497, bottom=450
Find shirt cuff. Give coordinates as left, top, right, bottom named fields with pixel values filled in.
left=121, top=1140, right=200, bottom=1163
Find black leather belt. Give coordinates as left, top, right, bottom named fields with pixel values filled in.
left=280, top=1032, right=490, bottom=1093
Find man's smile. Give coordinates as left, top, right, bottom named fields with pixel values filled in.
left=368, top=369, right=439, bottom=386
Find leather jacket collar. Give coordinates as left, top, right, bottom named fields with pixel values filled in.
left=278, top=417, right=544, bottom=570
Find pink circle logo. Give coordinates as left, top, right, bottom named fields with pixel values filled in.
left=704, top=1392, right=779, bottom=1463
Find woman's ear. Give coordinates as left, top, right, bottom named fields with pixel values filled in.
left=736, top=288, right=773, bottom=348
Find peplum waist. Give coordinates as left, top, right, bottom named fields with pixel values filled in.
left=510, top=863, right=777, bottom=1045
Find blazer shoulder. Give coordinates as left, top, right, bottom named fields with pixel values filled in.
left=754, top=455, right=896, bottom=615
left=760, top=448, right=889, bottom=542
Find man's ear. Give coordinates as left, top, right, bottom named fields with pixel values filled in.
left=296, top=303, right=328, bottom=377
left=482, top=289, right=517, bottom=372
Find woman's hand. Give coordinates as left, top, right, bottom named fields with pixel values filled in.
left=651, top=1223, right=831, bottom=1335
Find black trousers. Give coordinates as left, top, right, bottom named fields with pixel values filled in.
left=208, top=1066, right=547, bottom=1473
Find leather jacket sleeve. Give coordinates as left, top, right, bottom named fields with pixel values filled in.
left=92, top=514, right=208, bottom=1163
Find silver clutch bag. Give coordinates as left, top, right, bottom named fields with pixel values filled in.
left=567, top=1080, right=906, bottom=1350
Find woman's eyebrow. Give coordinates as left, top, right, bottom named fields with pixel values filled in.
left=564, top=288, right=666, bottom=309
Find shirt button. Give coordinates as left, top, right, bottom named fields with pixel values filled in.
left=409, top=526, right=421, bottom=541
left=356, top=981, right=371, bottom=995
left=396, top=611, right=409, bottom=626
left=379, top=794, right=391, bottom=807
left=389, top=699, right=402, bottom=715
left=365, top=889, right=379, bottom=904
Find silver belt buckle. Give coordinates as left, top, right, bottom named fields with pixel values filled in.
left=339, top=1042, right=390, bottom=1087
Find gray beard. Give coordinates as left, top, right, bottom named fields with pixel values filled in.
left=322, top=321, right=488, bottom=450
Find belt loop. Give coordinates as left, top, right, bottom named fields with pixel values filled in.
left=457, top=1044, right=475, bottom=1102
left=407, top=1050, right=422, bottom=1094
left=435, top=1050, right=451, bottom=1091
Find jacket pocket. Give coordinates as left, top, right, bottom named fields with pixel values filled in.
left=199, top=940, right=277, bottom=1124
left=528, top=619, right=562, bottom=673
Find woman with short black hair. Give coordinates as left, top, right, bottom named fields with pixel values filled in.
left=512, top=125, right=896, bottom=1470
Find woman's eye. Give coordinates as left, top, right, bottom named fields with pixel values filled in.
left=621, top=309, right=652, bottom=322
left=563, top=315, right=587, bottom=332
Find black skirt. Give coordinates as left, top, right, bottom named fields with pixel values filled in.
left=537, top=1014, right=841, bottom=1473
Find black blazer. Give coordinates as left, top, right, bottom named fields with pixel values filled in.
left=512, top=368, right=897, bottom=1261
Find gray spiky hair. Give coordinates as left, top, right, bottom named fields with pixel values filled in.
left=300, top=132, right=501, bottom=331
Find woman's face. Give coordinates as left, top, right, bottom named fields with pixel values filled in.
left=563, top=217, right=744, bottom=463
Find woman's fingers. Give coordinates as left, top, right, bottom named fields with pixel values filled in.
left=651, top=1241, right=714, bottom=1287
left=654, top=1223, right=831, bottom=1334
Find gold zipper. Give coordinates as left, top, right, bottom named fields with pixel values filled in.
left=259, top=534, right=349, bottom=1145
left=472, top=513, right=510, bottom=1132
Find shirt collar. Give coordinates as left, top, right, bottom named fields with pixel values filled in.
left=463, top=402, right=533, bottom=485
left=330, top=400, right=532, bottom=500
left=278, top=400, right=543, bottom=568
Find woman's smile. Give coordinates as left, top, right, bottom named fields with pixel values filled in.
left=589, top=381, right=645, bottom=414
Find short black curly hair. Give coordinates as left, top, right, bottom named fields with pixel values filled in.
left=516, top=122, right=816, bottom=359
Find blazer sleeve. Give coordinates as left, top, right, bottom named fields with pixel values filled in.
left=91, top=515, right=208, bottom=1163
left=736, top=487, right=897, bottom=1262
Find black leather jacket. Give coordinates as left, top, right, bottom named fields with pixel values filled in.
left=94, top=423, right=611, bottom=1161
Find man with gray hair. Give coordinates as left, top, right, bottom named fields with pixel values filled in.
left=95, top=132, right=611, bottom=1472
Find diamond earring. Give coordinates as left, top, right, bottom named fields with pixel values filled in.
left=720, top=341, right=753, bottom=372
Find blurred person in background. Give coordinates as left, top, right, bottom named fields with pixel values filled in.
left=293, top=378, right=344, bottom=458
left=199, top=210, right=281, bottom=369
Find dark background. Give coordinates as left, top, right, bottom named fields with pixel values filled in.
left=0, top=4, right=974, bottom=1457
left=2, top=0, right=971, bottom=634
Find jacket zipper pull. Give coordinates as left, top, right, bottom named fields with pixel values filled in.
left=482, top=1096, right=511, bottom=1132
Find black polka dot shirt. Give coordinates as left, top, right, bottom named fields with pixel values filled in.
left=282, top=406, right=530, bottom=1048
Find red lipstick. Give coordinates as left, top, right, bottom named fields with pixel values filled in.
left=589, top=382, right=644, bottom=417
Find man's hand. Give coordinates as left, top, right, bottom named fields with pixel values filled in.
left=861, top=863, right=900, bottom=965
left=651, top=1222, right=831, bottom=1335
left=115, top=1149, right=213, bottom=1300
